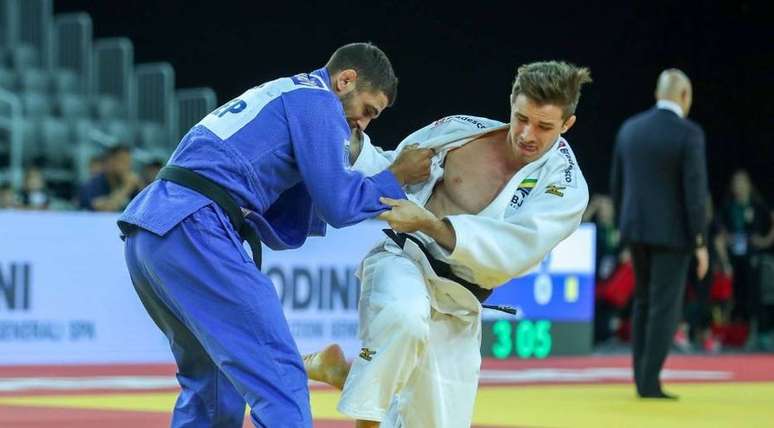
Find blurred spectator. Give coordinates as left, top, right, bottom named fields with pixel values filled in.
left=141, top=159, right=164, bottom=189
left=0, top=183, right=19, bottom=209
left=584, top=195, right=621, bottom=281
left=19, top=166, right=51, bottom=210
left=719, top=170, right=771, bottom=326
left=753, top=210, right=774, bottom=350
left=594, top=249, right=635, bottom=345
left=78, top=145, right=142, bottom=212
left=584, top=195, right=631, bottom=344
left=88, top=154, right=106, bottom=179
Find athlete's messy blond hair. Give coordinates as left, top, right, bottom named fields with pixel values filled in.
left=511, top=61, right=592, bottom=119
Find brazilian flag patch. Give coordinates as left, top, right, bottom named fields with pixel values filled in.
left=519, top=178, right=538, bottom=189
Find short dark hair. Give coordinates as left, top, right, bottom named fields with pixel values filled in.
left=511, top=61, right=592, bottom=119
left=145, top=159, right=164, bottom=169
left=326, top=42, right=398, bottom=106
left=106, top=144, right=131, bottom=158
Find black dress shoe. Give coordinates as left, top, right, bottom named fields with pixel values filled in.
left=639, top=391, right=679, bottom=400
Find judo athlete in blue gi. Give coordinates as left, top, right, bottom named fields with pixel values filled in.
left=117, top=43, right=433, bottom=427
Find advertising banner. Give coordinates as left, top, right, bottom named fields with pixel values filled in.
left=0, top=211, right=593, bottom=364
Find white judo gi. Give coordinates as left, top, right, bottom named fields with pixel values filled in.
left=337, top=115, right=589, bottom=427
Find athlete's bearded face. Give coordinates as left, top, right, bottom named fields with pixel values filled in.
left=507, top=94, right=576, bottom=163
left=339, top=88, right=388, bottom=133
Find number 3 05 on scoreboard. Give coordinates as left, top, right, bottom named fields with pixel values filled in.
left=480, top=224, right=596, bottom=358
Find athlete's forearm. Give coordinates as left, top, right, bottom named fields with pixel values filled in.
left=420, top=217, right=457, bottom=252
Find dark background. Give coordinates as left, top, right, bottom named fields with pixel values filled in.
left=55, top=0, right=774, bottom=205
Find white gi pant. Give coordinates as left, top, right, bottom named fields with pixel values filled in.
left=337, top=241, right=482, bottom=428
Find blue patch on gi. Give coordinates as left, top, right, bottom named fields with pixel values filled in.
left=291, top=73, right=324, bottom=88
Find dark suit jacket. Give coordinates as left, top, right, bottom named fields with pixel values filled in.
left=611, top=107, right=708, bottom=249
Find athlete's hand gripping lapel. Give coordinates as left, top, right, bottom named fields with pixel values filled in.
left=386, top=145, right=434, bottom=185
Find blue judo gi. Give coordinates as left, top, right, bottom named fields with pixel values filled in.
left=119, top=68, right=405, bottom=427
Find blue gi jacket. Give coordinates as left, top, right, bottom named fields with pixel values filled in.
left=119, top=68, right=404, bottom=250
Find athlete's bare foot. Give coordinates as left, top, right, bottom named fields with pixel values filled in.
left=302, top=343, right=350, bottom=390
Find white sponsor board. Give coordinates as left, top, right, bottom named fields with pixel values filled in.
left=0, top=210, right=384, bottom=364
left=262, top=220, right=385, bottom=357
left=0, top=211, right=171, bottom=364
left=0, top=210, right=591, bottom=365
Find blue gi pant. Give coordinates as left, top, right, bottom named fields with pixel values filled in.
left=124, top=204, right=312, bottom=427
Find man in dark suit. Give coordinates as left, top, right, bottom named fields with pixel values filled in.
left=611, top=69, right=709, bottom=399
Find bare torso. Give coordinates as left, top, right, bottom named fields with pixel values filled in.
left=426, top=130, right=523, bottom=218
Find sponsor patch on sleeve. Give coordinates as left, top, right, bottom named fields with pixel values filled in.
left=431, top=116, right=453, bottom=128
left=508, top=178, right=538, bottom=210
left=290, top=73, right=325, bottom=88
left=450, top=115, right=487, bottom=129
left=545, top=184, right=566, bottom=197
left=359, top=348, right=376, bottom=361
left=431, top=115, right=488, bottom=129
left=557, top=142, right=578, bottom=188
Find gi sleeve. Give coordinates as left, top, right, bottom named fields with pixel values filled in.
left=435, top=163, right=590, bottom=288
left=350, top=132, right=395, bottom=175
left=283, top=90, right=406, bottom=228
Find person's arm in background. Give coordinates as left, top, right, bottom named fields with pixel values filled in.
left=609, top=129, right=624, bottom=228
left=583, top=195, right=602, bottom=222
left=714, top=230, right=733, bottom=276
left=682, top=124, right=709, bottom=279
left=714, top=207, right=734, bottom=275
left=92, top=172, right=141, bottom=212
left=751, top=209, right=774, bottom=249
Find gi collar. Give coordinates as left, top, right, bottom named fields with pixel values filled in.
left=310, top=67, right=332, bottom=91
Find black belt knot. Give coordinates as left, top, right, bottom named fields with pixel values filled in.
left=383, top=229, right=519, bottom=315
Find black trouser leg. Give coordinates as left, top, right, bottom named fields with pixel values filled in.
left=639, top=248, right=691, bottom=395
left=630, top=244, right=650, bottom=394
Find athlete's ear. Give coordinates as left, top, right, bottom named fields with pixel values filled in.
left=561, top=115, right=576, bottom=134
left=333, top=69, right=358, bottom=96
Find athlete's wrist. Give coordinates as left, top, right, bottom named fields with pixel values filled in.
left=422, top=216, right=456, bottom=252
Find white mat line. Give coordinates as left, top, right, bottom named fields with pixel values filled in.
left=0, top=368, right=734, bottom=392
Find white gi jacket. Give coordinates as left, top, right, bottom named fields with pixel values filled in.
left=353, top=114, right=589, bottom=290
left=340, top=115, right=589, bottom=427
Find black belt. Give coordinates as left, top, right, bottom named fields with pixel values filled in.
left=157, top=166, right=262, bottom=269
left=383, top=229, right=518, bottom=315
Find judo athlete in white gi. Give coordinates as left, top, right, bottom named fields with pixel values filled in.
left=305, top=61, right=592, bottom=427
left=118, top=43, right=433, bottom=428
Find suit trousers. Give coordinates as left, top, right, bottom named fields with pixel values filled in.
left=629, top=244, right=691, bottom=395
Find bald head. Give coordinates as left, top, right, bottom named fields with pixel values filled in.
left=655, top=68, right=693, bottom=116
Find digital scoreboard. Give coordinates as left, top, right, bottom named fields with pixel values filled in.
left=480, top=224, right=596, bottom=359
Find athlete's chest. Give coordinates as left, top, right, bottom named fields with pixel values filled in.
left=435, top=137, right=514, bottom=214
